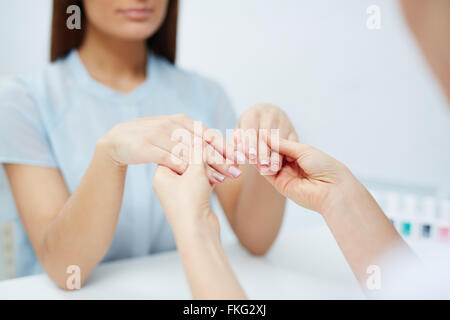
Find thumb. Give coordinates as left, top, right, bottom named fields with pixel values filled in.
left=154, top=165, right=179, bottom=185
left=267, top=137, right=310, bottom=161
left=185, top=162, right=208, bottom=180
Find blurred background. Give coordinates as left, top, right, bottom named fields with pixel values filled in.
left=0, top=0, right=449, bottom=280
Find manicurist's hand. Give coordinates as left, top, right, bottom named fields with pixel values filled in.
left=235, top=104, right=297, bottom=175
left=263, top=137, right=359, bottom=215
left=153, top=160, right=246, bottom=300
left=265, top=137, right=410, bottom=286
left=97, top=113, right=241, bottom=185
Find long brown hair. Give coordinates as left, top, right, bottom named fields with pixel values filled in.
left=50, top=0, right=178, bottom=63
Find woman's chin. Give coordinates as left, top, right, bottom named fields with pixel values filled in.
left=110, top=26, right=160, bottom=42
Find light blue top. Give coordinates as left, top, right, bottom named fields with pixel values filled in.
left=0, top=50, right=237, bottom=277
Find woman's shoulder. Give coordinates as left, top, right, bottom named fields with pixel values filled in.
left=0, top=74, right=39, bottom=111
left=0, top=54, right=78, bottom=115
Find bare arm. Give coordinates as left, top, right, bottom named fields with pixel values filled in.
left=215, top=104, right=296, bottom=256
left=215, top=165, right=285, bottom=256
left=264, top=137, right=416, bottom=288
left=4, top=144, right=126, bottom=289
left=321, top=171, right=412, bottom=283
left=4, top=115, right=237, bottom=289
left=176, top=214, right=247, bottom=299
left=153, top=164, right=246, bottom=299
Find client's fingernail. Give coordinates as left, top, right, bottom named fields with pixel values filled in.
left=271, top=161, right=280, bottom=171
left=228, top=166, right=242, bottom=178
left=260, top=159, right=270, bottom=166
left=212, top=172, right=225, bottom=182
left=249, top=148, right=257, bottom=159
left=260, top=167, right=276, bottom=176
left=235, top=151, right=246, bottom=164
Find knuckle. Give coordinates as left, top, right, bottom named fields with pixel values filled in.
left=130, top=140, right=143, bottom=152
left=173, top=113, right=189, bottom=122
left=160, top=151, right=173, bottom=166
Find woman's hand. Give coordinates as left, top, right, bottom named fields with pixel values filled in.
left=235, top=104, right=297, bottom=175
left=264, top=137, right=361, bottom=215
left=97, top=113, right=241, bottom=185
left=153, top=162, right=220, bottom=238
left=153, top=161, right=247, bottom=300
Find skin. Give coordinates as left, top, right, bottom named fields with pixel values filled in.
left=400, top=0, right=450, bottom=103
left=3, top=0, right=292, bottom=288
left=262, top=138, right=414, bottom=286
left=154, top=0, right=450, bottom=298
left=153, top=159, right=246, bottom=299
left=217, top=104, right=297, bottom=255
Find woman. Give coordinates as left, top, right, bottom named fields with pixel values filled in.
left=153, top=0, right=450, bottom=299
left=0, top=0, right=297, bottom=288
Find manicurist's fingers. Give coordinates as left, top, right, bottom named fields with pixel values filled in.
left=285, top=131, right=299, bottom=162
left=266, top=137, right=310, bottom=161
left=288, top=131, right=299, bottom=142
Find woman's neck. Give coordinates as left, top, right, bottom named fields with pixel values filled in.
left=78, top=25, right=148, bottom=93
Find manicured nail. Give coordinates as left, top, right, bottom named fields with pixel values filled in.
left=235, top=151, right=246, bottom=164
left=212, top=172, right=225, bottom=182
left=228, top=166, right=242, bottom=178
left=260, top=159, right=270, bottom=166
left=249, top=148, right=257, bottom=159
left=271, top=160, right=280, bottom=171
left=260, top=167, right=276, bottom=176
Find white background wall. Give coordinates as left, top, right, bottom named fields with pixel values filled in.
left=0, top=0, right=449, bottom=224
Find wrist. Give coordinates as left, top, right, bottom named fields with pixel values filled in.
left=96, top=136, right=126, bottom=168
left=320, top=166, right=369, bottom=219
left=172, top=208, right=219, bottom=243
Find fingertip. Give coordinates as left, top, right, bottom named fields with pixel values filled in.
left=288, top=131, right=299, bottom=142
left=235, top=150, right=246, bottom=164
left=248, top=147, right=257, bottom=161
left=173, top=160, right=188, bottom=175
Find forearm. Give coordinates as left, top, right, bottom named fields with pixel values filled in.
left=233, top=166, right=286, bottom=255
left=175, top=223, right=247, bottom=300
left=40, top=142, right=127, bottom=288
left=322, top=171, right=412, bottom=285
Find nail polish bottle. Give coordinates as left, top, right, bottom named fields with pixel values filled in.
left=386, top=191, right=400, bottom=230
left=401, top=194, right=416, bottom=238
left=420, top=196, right=437, bottom=240
left=438, top=199, right=450, bottom=243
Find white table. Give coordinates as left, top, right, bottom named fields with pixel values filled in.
left=0, top=225, right=364, bottom=299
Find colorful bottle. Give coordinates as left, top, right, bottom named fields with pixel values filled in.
left=420, top=196, right=436, bottom=240
left=386, top=192, right=400, bottom=229
left=401, top=194, right=416, bottom=238
left=438, top=199, right=450, bottom=243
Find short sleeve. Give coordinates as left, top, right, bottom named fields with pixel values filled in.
left=0, top=79, right=58, bottom=167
